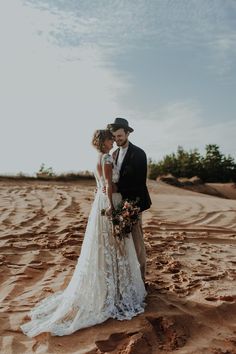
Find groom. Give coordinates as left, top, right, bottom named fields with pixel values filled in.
left=107, top=117, right=152, bottom=281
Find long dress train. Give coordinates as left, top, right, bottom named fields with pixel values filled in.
left=20, top=154, right=146, bottom=337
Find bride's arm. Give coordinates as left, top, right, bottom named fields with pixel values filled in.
left=103, top=163, right=115, bottom=215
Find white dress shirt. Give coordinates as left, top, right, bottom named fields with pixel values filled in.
left=116, top=145, right=128, bottom=172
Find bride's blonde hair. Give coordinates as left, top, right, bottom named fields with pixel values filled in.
left=92, top=129, right=113, bottom=153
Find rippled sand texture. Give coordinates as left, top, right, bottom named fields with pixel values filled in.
left=0, top=179, right=236, bottom=354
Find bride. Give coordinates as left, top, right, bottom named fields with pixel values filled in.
left=21, top=129, right=146, bottom=337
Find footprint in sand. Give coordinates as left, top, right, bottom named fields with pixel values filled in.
left=205, top=295, right=235, bottom=302
left=95, top=332, right=129, bottom=352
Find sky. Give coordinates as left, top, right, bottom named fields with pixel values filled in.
left=0, top=0, right=236, bottom=175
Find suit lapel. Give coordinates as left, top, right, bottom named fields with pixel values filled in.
left=120, top=142, right=133, bottom=176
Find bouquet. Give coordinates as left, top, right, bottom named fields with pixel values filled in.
left=101, top=199, right=140, bottom=240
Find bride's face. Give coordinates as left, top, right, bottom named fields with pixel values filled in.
left=103, top=137, right=114, bottom=152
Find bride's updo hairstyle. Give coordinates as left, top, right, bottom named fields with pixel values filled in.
left=92, top=129, right=113, bottom=153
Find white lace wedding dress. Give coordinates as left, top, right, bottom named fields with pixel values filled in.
left=21, top=154, right=146, bottom=337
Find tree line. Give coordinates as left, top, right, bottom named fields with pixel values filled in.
left=148, top=144, right=236, bottom=182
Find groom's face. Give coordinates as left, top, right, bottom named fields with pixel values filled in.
left=112, top=128, right=129, bottom=147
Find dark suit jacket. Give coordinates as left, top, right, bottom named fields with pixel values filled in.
left=113, top=142, right=152, bottom=212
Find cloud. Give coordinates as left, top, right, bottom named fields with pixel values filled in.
left=0, top=0, right=235, bottom=173
left=0, top=0, right=129, bottom=174
left=208, top=32, right=236, bottom=76
left=129, top=100, right=236, bottom=161
left=22, top=0, right=236, bottom=78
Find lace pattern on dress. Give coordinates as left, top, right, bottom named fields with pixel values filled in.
left=20, top=154, right=146, bottom=337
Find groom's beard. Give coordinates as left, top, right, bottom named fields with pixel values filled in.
left=116, top=139, right=128, bottom=147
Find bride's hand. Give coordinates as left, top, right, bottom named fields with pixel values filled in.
left=105, top=207, right=114, bottom=217
left=112, top=183, right=118, bottom=193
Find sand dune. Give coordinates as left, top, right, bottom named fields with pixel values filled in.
left=0, top=179, right=236, bottom=354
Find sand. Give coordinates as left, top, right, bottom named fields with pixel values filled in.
left=0, top=178, right=235, bottom=354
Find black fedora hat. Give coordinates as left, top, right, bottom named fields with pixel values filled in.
left=107, top=117, right=134, bottom=132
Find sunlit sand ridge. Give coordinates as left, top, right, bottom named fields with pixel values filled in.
left=0, top=179, right=235, bottom=353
